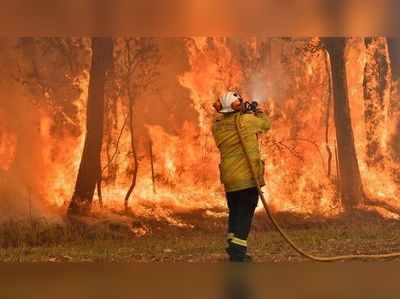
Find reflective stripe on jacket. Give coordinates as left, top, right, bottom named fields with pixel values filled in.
left=212, top=111, right=271, bottom=192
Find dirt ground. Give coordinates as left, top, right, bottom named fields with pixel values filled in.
left=1, top=208, right=400, bottom=262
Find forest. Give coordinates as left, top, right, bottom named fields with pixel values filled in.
left=0, top=37, right=399, bottom=262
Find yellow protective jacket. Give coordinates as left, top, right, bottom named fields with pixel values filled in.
left=212, top=111, right=271, bottom=192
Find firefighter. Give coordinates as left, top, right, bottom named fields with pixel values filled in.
left=212, top=91, right=271, bottom=262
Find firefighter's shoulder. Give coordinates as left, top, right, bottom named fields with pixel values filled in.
left=214, top=114, right=224, bottom=121
left=211, top=114, right=223, bottom=132
left=212, top=114, right=224, bottom=126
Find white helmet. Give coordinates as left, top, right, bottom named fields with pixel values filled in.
left=220, top=91, right=242, bottom=113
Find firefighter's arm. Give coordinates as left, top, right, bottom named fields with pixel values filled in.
left=252, top=110, right=271, bottom=133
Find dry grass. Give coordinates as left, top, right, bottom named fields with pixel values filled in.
left=1, top=209, right=400, bottom=262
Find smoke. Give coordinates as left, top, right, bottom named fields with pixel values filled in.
left=0, top=95, right=58, bottom=221
left=248, top=72, right=268, bottom=103
left=0, top=38, right=81, bottom=221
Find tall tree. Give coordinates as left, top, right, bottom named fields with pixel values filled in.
left=387, top=38, right=400, bottom=161
left=322, top=38, right=364, bottom=212
left=387, top=38, right=400, bottom=82
left=68, top=37, right=113, bottom=216
left=363, top=38, right=390, bottom=167
left=100, top=38, right=160, bottom=211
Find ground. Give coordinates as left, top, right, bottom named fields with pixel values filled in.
left=1, top=208, right=400, bottom=262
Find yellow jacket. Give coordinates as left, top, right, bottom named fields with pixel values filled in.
left=212, top=111, right=271, bottom=192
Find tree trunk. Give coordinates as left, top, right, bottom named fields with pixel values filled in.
left=387, top=38, right=400, bottom=162
left=323, top=38, right=364, bottom=212
left=387, top=38, right=400, bottom=82
left=96, top=177, right=103, bottom=208
left=324, top=50, right=333, bottom=177
left=68, top=37, right=113, bottom=216
left=123, top=95, right=139, bottom=211
left=363, top=37, right=390, bottom=167
left=149, top=140, right=156, bottom=194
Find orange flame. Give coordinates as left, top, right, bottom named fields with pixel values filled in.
left=1, top=37, right=399, bottom=223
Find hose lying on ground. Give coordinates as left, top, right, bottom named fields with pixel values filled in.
left=234, top=113, right=400, bottom=261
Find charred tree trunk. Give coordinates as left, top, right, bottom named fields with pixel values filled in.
left=323, top=38, right=364, bottom=212
left=68, top=38, right=113, bottom=216
left=149, top=140, right=156, bottom=194
left=96, top=177, right=103, bottom=208
left=363, top=38, right=390, bottom=168
left=387, top=38, right=400, bottom=82
left=123, top=95, right=139, bottom=211
left=387, top=38, right=400, bottom=162
left=324, top=50, right=333, bottom=177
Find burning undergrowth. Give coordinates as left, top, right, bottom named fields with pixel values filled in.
left=0, top=203, right=398, bottom=250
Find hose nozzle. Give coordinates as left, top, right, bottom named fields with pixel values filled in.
left=243, top=101, right=259, bottom=113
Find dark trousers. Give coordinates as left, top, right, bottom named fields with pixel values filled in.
left=226, top=187, right=259, bottom=258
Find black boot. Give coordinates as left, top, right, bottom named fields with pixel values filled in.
left=225, top=244, right=252, bottom=263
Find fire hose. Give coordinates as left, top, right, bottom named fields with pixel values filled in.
left=234, top=113, right=400, bottom=261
